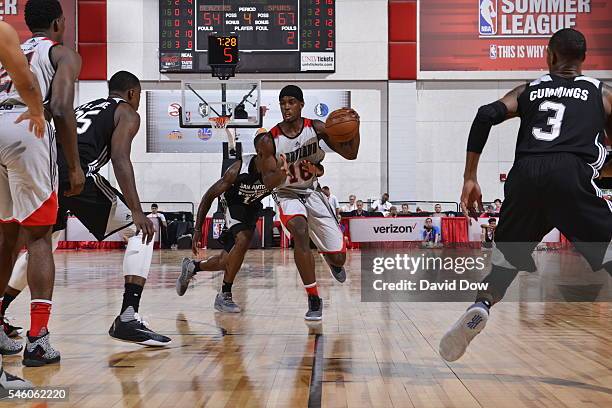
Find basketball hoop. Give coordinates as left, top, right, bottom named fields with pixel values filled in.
left=208, top=115, right=236, bottom=154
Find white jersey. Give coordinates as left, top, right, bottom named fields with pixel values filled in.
left=271, top=118, right=325, bottom=193
left=0, top=37, right=57, bottom=106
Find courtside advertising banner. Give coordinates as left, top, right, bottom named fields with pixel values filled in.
left=348, top=217, right=442, bottom=242
left=419, top=0, right=612, bottom=79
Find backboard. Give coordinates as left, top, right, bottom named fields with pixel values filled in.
left=179, top=80, right=262, bottom=128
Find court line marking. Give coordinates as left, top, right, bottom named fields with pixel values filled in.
left=308, top=333, right=324, bottom=408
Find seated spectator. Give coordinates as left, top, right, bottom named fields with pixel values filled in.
left=399, top=203, right=411, bottom=216
left=388, top=206, right=398, bottom=217
left=480, top=204, right=496, bottom=218
left=147, top=203, right=167, bottom=227
left=371, top=193, right=392, bottom=216
left=493, top=198, right=502, bottom=214
left=342, top=194, right=357, bottom=213
left=481, top=218, right=497, bottom=248
left=421, top=218, right=440, bottom=248
left=415, top=206, right=423, bottom=213
left=432, top=203, right=444, bottom=217
left=322, top=186, right=340, bottom=218
left=348, top=200, right=370, bottom=217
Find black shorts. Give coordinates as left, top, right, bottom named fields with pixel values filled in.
left=54, top=174, right=133, bottom=241
left=494, top=153, right=612, bottom=271
left=219, top=202, right=260, bottom=252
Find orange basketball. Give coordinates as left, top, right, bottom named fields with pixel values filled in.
left=325, top=108, right=359, bottom=143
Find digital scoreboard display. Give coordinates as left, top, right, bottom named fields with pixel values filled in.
left=159, top=0, right=335, bottom=73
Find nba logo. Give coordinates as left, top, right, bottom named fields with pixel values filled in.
left=479, top=0, right=497, bottom=35
left=489, top=45, right=497, bottom=60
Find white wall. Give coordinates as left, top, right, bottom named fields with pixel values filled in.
left=413, top=81, right=522, bottom=205
left=97, top=0, right=389, bottom=215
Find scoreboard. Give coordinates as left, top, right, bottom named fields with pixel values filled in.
left=159, top=0, right=335, bottom=73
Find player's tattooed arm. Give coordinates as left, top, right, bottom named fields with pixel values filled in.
left=314, top=114, right=360, bottom=160
left=50, top=44, right=84, bottom=196
left=110, top=104, right=154, bottom=243
left=194, top=161, right=241, bottom=234
left=255, top=133, right=287, bottom=189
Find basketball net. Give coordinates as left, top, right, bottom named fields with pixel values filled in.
left=208, top=116, right=236, bottom=153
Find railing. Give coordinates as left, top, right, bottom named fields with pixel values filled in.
left=140, top=201, right=195, bottom=214
left=338, top=200, right=460, bottom=213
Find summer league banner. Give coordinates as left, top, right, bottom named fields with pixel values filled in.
left=146, top=89, right=350, bottom=153
left=0, top=0, right=76, bottom=49
left=419, top=0, right=612, bottom=79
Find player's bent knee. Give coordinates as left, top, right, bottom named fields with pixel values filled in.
left=123, top=233, right=155, bottom=280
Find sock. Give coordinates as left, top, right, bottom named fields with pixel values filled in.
left=30, top=300, right=52, bottom=337
left=1, top=294, right=16, bottom=317
left=222, top=281, right=233, bottom=294
left=121, top=283, right=143, bottom=314
left=304, top=282, right=318, bottom=297
left=474, top=298, right=492, bottom=311
left=193, top=260, right=201, bottom=272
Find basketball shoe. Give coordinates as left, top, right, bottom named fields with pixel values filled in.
left=22, top=328, right=60, bottom=367
left=108, top=306, right=171, bottom=347
left=328, top=264, right=346, bottom=283
left=3, top=318, right=23, bottom=338
left=305, top=295, right=323, bottom=321
left=176, top=257, right=197, bottom=296
left=214, top=292, right=241, bottom=313
left=439, top=303, right=489, bottom=361
left=0, top=330, right=22, bottom=355
left=0, top=366, right=32, bottom=390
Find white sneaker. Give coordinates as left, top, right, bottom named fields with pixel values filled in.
left=439, top=304, right=489, bottom=362
left=0, top=367, right=33, bottom=389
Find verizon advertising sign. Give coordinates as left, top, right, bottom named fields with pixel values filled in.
left=349, top=217, right=442, bottom=243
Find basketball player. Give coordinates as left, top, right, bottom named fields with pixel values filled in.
left=0, top=0, right=85, bottom=369
left=258, top=85, right=360, bottom=320
left=2, top=71, right=171, bottom=355
left=439, top=29, right=612, bottom=362
left=0, top=18, right=61, bottom=389
left=177, top=139, right=320, bottom=313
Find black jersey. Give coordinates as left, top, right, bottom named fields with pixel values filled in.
left=222, top=154, right=270, bottom=208
left=57, top=97, right=125, bottom=181
left=516, top=74, right=607, bottom=171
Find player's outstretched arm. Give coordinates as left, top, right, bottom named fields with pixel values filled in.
left=0, top=22, right=45, bottom=138
left=194, top=162, right=241, bottom=239
left=314, top=113, right=360, bottom=160
left=50, top=44, right=84, bottom=196
left=462, top=84, right=524, bottom=219
left=110, top=104, right=154, bottom=244
left=255, top=133, right=288, bottom=189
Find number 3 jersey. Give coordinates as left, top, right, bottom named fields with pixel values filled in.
left=270, top=118, right=325, bottom=194
left=57, top=97, right=126, bottom=183
left=0, top=37, right=57, bottom=105
left=516, top=74, right=607, bottom=171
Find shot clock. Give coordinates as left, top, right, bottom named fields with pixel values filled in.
left=208, top=35, right=239, bottom=66
left=159, top=0, right=335, bottom=73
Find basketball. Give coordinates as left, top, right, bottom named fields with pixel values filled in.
left=325, top=108, right=359, bottom=143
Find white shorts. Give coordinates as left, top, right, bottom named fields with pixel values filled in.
left=0, top=111, right=57, bottom=225
left=276, top=189, right=345, bottom=254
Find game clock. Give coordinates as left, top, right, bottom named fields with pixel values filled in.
left=159, top=0, right=335, bottom=73
left=209, top=35, right=239, bottom=66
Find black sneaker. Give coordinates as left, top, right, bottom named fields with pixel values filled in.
left=108, top=307, right=172, bottom=347
left=22, top=328, right=60, bottom=367
left=3, top=318, right=23, bottom=338
left=329, top=265, right=347, bottom=283
left=305, top=295, right=323, bottom=321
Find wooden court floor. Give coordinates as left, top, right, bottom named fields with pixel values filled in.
left=0, top=248, right=610, bottom=408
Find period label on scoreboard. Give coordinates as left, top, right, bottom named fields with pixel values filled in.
left=159, top=0, right=335, bottom=73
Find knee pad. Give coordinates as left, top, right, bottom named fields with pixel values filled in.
left=123, top=233, right=155, bottom=279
